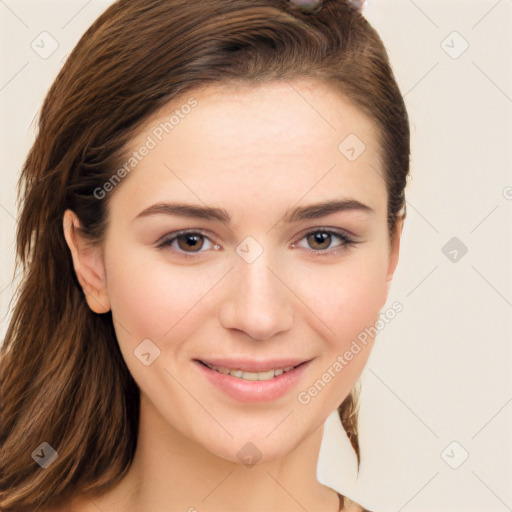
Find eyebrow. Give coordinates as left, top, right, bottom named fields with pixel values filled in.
left=134, top=199, right=373, bottom=224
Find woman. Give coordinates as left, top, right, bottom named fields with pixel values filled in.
left=0, top=0, right=409, bottom=510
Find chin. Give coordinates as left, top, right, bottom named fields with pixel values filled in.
left=192, top=413, right=322, bottom=467
left=205, top=437, right=299, bottom=466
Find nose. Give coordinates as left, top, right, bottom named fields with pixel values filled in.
left=218, top=250, right=294, bottom=341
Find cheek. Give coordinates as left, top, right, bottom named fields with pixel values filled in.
left=291, top=251, right=388, bottom=411
left=104, top=243, right=225, bottom=342
left=290, top=249, right=389, bottom=345
left=105, top=238, right=389, bottom=346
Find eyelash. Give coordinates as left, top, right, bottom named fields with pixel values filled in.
left=155, top=228, right=360, bottom=259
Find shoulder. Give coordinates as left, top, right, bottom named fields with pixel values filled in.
left=339, top=493, right=374, bottom=512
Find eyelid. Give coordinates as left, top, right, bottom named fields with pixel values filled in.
left=155, top=228, right=213, bottom=246
left=155, top=226, right=362, bottom=258
left=293, top=225, right=359, bottom=243
left=155, top=228, right=218, bottom=259
left=291, top=226, right=361, bottom=256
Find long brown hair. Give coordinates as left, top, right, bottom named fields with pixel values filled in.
left=0, top=1, right=409, bottom=509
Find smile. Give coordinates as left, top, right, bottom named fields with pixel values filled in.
left=201, top=361, right=300, bottom=381
left=195, top=358, right=313, bottom=402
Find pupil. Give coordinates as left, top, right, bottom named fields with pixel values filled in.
left=310, top=232, right=330, bottom=249
left=178, top=234, right=203, bottom=252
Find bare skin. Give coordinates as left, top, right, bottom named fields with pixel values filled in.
left=61, top=79, right=401, bottom=512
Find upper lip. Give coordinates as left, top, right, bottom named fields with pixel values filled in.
left=196, top=357, right=312, bottom=372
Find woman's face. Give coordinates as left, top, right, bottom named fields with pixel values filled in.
left=75, top=80, right=401, bottom=464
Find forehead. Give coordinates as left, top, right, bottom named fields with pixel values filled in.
left=109, top=80, right=386, bottom=221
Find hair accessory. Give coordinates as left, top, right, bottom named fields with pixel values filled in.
left=289, top=0, right=368, bottom=14
left=347, top=0, right=367, bottom=12
left=288, top=0, right=324, bottom=13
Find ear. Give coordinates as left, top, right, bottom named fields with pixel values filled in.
left=62, top=209, right=111, bottom=314
left=384, top=216, right=404, bottom=301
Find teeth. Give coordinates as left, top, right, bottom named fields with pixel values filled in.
left=204, top=363, right=297, bottom=381
left=255, top=369, right=275, bottom=380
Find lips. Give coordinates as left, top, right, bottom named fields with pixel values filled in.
left=196, top=357, right=310, bottom=373
left=199, top=360, right=307, bottom=381
left=194, top=357, right=313, bottom=403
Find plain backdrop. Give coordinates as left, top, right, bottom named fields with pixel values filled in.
left=1, top=1, right=511, bottom=511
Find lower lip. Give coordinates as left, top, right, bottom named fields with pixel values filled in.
left=194, top=360, right=312, bottom=403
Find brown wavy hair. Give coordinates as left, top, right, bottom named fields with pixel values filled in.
left=0, top=0, right=409, bottom=510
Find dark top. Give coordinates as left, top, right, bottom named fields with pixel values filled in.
left=337, top=492, right=373, bottom=512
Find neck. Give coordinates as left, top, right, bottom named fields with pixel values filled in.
left=82, top=393, right=340, bottom=512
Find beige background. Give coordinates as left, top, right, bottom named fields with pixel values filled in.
left=1, top=1, right=511, bottom=511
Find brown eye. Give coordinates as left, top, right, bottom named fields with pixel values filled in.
left=176, top=233, right=205, bottom=252
left=292, top=228, right=358, bottom=256
left=307, top=231, right=332, bottom=250
left=156, top=230, right=219, bottom=258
